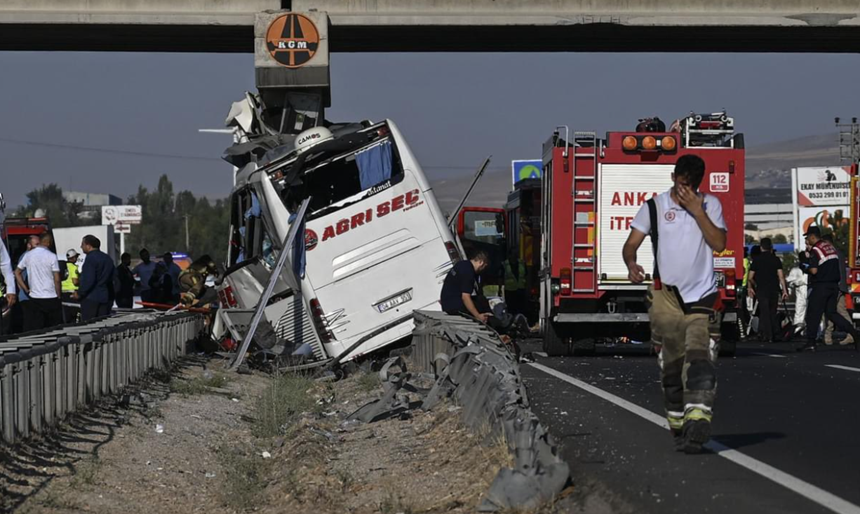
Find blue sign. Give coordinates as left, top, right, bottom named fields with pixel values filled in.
left=512, top=160, right=542, bottom=184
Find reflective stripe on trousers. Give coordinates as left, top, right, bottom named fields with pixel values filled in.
left=649, top=284, right=720, bottom=426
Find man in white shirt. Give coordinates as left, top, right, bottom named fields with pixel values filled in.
left=0, top=196, right=17, bottom=334
left=623, top=155, right=727, bottom=454
left=0, top=239, right=17, bottom=335
left=15, top=233, right=62, bottom=331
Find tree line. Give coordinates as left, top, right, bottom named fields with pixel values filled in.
left=13, top=175, right=231, bottom=265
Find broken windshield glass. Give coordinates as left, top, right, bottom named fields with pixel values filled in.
left=269, top=128, right=405, bottom=219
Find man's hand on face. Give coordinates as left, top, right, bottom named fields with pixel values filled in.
left=676, top=184, right=705, bottom=216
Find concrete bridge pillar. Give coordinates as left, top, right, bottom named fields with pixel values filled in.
left=254, top=10, right=330, bottom=134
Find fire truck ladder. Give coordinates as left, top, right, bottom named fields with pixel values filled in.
left=571, top=131, right=597, bottom=293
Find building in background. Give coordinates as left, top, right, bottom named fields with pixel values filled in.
left=744, top=188, right=793, bottom=242
left=62, top=191, right=122, bottom=221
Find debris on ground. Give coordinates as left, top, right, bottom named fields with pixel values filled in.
left=2, top=355, right=577, bottom=513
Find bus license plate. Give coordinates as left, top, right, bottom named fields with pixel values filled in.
left=375, top=290, right=413, bottom=313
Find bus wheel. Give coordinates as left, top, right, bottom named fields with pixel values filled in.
left=572, top=338, right=597, bottom=356
left=543, top=321, right=571, bottom=356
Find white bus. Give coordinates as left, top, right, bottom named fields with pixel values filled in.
left=214, top=120, right=460, bottom=366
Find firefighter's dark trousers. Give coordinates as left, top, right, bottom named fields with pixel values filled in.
left=648, top=285, right=720, bottom=432
left=806, top=283, right=858, bottom=345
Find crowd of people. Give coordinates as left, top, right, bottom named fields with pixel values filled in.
left=0, top=233, right=221, bottom=335
left=743, top=229, right=859, bottom=350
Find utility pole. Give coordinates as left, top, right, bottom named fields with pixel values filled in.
left=184, top=214, right=190, bottom=252
left=835, top=117, right=860, bottom=165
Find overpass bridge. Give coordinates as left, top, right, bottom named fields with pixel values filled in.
left=1, top=0, right=860, bottom=53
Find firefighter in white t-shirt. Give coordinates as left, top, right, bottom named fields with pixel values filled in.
left=622, top=155, right=727, bottom=454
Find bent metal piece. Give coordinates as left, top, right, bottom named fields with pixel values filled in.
left=350, top=311, right=570, bottom=512
left=230, top=197, right=311, bottom=371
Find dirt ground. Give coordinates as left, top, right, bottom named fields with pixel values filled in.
left=1, top=355, right=587, bottom=514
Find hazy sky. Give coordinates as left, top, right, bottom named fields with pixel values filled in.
left=1, top=51, right=859, bottom=208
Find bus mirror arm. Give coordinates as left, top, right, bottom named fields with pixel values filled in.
left=447, top=155, right=492, bottom=229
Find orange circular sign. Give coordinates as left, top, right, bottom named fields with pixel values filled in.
left=266, top=13, right=320, bottom=69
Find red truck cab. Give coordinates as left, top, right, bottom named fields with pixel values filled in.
left=540, top=114, right=745, bottom=355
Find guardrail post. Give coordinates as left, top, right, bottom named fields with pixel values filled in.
left=29, top=355, right=42, bottom=435
left=1, top=361, right=14, bottom=444
left=15, top=360, right=29, bottom=440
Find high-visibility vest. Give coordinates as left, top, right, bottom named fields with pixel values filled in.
left=62, top=262, right=79, bottom=293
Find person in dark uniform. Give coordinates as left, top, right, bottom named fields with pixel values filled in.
left=77, top=235, right=115, bottom=321
left=800, top=226, right=860, bottom=352
left=747, top=238, right=788, bottom=343
left=115, top=253, right=135, bottom=309
left=440, top=251, right=492, bottom=322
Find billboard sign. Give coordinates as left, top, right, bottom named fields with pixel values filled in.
left=794, top=166, right=852, bottom=207
left=512, top=160, right=542, bottom=185
left=796, top=205, right=849, bottom=246
left=792, top=166, right=854, bottom=245
left=102, top=205, right=142, bottom=226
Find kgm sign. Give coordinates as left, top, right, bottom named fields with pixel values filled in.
left=266, top=13, right=320, bottom=69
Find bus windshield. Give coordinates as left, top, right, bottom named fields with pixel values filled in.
left=302, top=140, right=404, bottom=214
left=270, top=126, right=405, bottom=219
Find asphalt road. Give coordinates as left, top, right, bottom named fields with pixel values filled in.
left=521, top=341, right=860, bottom=514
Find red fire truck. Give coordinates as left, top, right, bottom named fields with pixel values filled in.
left=540, top=113, right=745, bottom=356
left=845, top=165, right=860, bottom=316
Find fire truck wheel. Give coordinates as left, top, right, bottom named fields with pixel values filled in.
left=719, top=321, right=739, bottom=357
left=543, top=321, right=571, bottom=357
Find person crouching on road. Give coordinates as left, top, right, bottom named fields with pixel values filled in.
left=179, top=255, right=220, bottom=307
left=77, top=235, right=116, bottom=321
left=798, top=226, right=860, bottom=352
left=440, top=251, right=493, bottom=323
left=623, top=155, right=726, bottom=454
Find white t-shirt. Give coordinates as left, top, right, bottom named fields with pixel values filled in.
left=630, top=189, right=726, bottom=303
left=17, top=247, right=60, bottom=299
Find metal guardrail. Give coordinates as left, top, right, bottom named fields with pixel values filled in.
left=411, top=311, right=570, bottom=512
left=0, top=311, right=204, bottom=445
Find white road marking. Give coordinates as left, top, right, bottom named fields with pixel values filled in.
left=825, top=364, right=860, bottom=374
left=752, top=352, right=787, bottom=359
left=534, top=352, right=548, bottom=358
left=529, top=362, right=860, bottom=514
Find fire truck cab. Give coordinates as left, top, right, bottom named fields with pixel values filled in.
left=540, top=113, right=745, bottom=356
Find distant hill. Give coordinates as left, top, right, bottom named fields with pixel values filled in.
left=745, top=132, right=842, bottom=189
left=429, top=133, right=847, bottom=212
left=430, top=168, right=512, bottom=214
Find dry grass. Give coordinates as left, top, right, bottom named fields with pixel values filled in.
left=357, top=371, right=382, bottom=392
left=253, top=372, right=322, bottom=438
left=169, top=372, right=230, bottom=396
left=217, top=444, right=273, bottom=511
